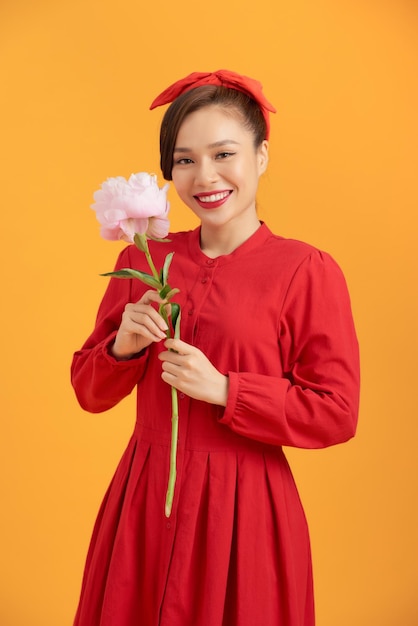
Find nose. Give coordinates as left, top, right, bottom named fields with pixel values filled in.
left=194, top=158, right=219, bottom=186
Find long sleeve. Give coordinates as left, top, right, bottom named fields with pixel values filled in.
left=71, top=246, right=149, bottom=413
left=219, top=250, right=360, bottom=449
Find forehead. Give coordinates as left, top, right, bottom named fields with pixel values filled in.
left=175, top=105, right=250, bottom=146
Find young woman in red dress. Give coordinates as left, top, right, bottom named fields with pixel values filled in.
left=71, top=69, right=360, bottom=626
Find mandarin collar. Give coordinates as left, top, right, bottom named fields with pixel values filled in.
left=187, top=223, right=272, bottom=267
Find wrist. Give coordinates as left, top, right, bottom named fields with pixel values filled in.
left=215, top=374, right=229, bottom=407
left=110, top=340, right=142, bottom=361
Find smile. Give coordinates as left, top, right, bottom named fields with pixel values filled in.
left=194, top=190, right=232, bottom=209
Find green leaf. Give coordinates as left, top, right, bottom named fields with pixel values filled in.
left=148, top=236, right=172, bottom=243
left=162, top=252, right=174, bottom=285
left=159, top=304, right=170, bottom=329
left=164, top=287, right=180, bottom=300
left=101, top=268, right=161, bottom=289
left=159, top=284, right=172, bottom=300
left=133, top=233, right=149, bottom=253
left=159, top=284, right=180, bottom=300
left=171, top=304, right=181, bottom=339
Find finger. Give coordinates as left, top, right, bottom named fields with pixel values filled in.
left=158, top=350, right=184, bottom=366
left=138, top=290, right=165, bottom=306
left=121, top=312, right=167, bottom=341
left=160, top=301, right=172, bottom=318
left=164, top=338, right=193, bottom=354
left=137, top=320, right=167, bottom=341
left=123, top=323, right=166, bottom=343
left=125, top=303, right=168, bottom=333
left=160, top=361, right=181, bottom=377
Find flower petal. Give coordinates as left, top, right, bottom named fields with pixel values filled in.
left=91, top=172, right=171, bottom=242
left=147, top=216, right=170, bottom=239
left=100, top=226, right=123, bottom=241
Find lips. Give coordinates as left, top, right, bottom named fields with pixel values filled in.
left=193, top=190, right=232, bottom=209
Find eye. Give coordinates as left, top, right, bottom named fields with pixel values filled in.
left=215, top=151, right=235, bottom=160
left=174, top=157, right=194, bottom=165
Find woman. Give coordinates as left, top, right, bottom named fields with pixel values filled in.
left=71, top=69, right=360, bottom=626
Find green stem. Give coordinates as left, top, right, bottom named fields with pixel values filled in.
left=145, top=248, right=160, bottom=283
left=165, top=386, right=179, bottom=517
left=139, top=238, right=180, bottom=517
left=159, top=303, right=170, bottom=330
left=159, top=302, right=179, bottom=518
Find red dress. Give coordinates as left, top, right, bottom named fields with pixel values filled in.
left=71, top=224, right=360, bottom=626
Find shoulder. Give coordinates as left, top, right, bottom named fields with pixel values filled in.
left=261, top=226, right=348, bottom=287
left=265, top=231, right=317, bottom=258
left=260, top=226, right=331, bottom=269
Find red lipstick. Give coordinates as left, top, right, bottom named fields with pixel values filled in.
left=194, top=190, right=232, bottom=209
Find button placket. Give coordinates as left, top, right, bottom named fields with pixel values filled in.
left=201, top=259, right=216, bottom=284
left=183, top=261, right=217, bottom=338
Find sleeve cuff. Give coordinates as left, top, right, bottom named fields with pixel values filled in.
left=218, top=371, right=239, bottom=426
left=101, top=332, right=148, bottom=366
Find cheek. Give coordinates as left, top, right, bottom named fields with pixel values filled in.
left=172, top=172, right=192, bottom=204
left=171, top=171, right=185, bottom=193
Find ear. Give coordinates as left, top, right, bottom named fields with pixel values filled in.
left=257, top=140, right=269, bottom=175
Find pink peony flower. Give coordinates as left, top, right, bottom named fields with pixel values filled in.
left=91, top=173, right=170, bottom=243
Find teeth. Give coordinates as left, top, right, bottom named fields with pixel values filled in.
left=198, top=191, right=230, bottom=202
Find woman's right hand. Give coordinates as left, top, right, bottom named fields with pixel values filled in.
left=111, top=290, right=169, bottom=360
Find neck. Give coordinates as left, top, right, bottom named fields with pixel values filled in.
left=200, top=216, right=261, bottom=258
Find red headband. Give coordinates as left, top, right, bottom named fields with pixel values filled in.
left=150, top=69, right=276, bottom=139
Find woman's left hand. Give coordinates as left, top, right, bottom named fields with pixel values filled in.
left=158, top=338, right=229, bottom=407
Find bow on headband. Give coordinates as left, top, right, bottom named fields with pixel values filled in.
left=150, top=69, right=276, bottom=139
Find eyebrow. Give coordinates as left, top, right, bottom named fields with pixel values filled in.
left=173, top=139, right=240, bottom=153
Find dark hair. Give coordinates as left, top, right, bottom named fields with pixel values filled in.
left=159, top=85, right=267, bottom=180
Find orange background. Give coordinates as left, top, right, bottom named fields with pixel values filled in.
left=1, top=1, right=417, bottom=624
